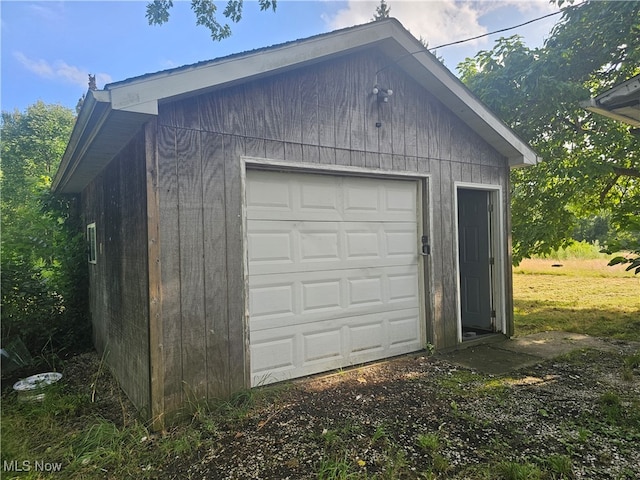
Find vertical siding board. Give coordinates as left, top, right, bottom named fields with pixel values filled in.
left=461, top=161, right=473, bottom=183
left=223, top=134, right=248, bottom=392
left=392, top=154, right=406, bottom=171
left=450, top=160, right=462, bottom=186
left=416, top=97, right=430, bottom=159
left=264, top=78, right=285, bottom=141
left=335, top=59, right=351, bottom=152
left=319, top=146, right=336, bottom=165
left=174, top=96, right=201, bottom=130
left=364, top=55, right=379, bottom=163
left=439, top=108, right=452, bottom=162
left=380, top=153, right=392, bottom=170
left=429, top=159, right=444, bottom=348
left=245, top=137, right=266, bottom=160
left=199, top=95, right=225, bottom=134
left=284, top=142, right=303, bottom=162
left=243, top=81, right=265, bottom=140
left=428, top=105, right=441, bottom=160
left=335, top=148, right=351, bottom=166
left=390, top=73, right=405, bottom=156
left=318, top=63, right=336, bottom=149
left=225, top=85, right=246, bottom=137
left=177, top=128, right=207, bottom=399
left=377, top=64, right=393, bottom=157
left=145, top=120, right=165, bottom=427
left=158, top=103, right=176, bottom=128
left=157, top=125, right=183, bottom=413
left=301, top=70, right=319, bottom=148
left=201, top=131, right=231, bottom=399
left=349, top=56, right=366, bottom=166
left=283, top=76, right=303, bottom=145
left=439, top=160, right=457, bottom=348
left=417, top=157, right=430, bottom=174
left=303, top=143, right=320, bottom=164
left=265, top=140, right=285, bottom=160
left=404, top=80, right=418, bottom=159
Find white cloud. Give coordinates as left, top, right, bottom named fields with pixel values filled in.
left=322, top=0, right=560, bottom=51
left=13, top=52, right=112, bottom=89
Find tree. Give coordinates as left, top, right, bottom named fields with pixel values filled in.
left=146, top=0, right=277, bottom=41
left=458, top=1, right=640, bottom=270
left=373, top=0, right=391, bottom=21
left=1, top=102, right=90, bottom=357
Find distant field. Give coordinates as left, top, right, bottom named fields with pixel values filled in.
left=512, top=258, right=640, bottom=341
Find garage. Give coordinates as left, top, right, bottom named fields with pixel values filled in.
left=246, top=169, right=424, bottom=385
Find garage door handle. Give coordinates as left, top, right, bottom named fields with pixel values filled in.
left=420, top=236, right=431, bottom=256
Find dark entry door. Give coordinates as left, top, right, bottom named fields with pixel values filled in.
left=457, top=189, right=493, bottom=332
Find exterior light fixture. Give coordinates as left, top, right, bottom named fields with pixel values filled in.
left=373, top=84, right=393, bottom=103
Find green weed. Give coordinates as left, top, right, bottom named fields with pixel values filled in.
left=416, top=433, right=440, bottom=452
left=545, top=454, right=573, bottom=479
left=494, top=460, right=543, bottom=480
left=317, top=452, right=356, bottom=480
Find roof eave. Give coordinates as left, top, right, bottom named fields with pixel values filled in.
left=53, top=19, right=538, bottom=194
left=378, top=21, right=538, bottom=168
left=52, top=90, right=155, bottom=194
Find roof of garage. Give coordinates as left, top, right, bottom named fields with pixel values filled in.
left=52, top=18, right=539, bottom=194
left=581, top=74, right=640, bottom=128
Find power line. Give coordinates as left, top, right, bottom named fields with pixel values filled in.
left=428, top=1, right=587, bottom=51
left=375, top=1, right=587, bottom=76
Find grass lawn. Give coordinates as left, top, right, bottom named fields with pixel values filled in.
left=513, top=258, right=640, bottom=341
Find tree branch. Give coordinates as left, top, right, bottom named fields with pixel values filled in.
left=612, top=166, right=640, bottom=178
left=600, top=174, right=620, bottom=204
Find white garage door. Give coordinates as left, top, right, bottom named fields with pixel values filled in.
left=246, top=169, right=423, bottom=386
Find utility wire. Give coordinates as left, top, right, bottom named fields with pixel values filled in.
left=375, top=1, right=586, bottom=76
left=429, top=1, right=587, bottom=51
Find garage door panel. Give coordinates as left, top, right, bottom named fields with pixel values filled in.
left=248, top=230, right=294, bottom=265
left=249, top=282, right=296, bottom=319
left=247, top=169, right=423, bottom=386
left=389, top=314, right=421, bottom=347
left=247, top=220, right=417, bottom=275
left=249, top=265, right=419, bottom=331
left=349, top=322, right=385, bottom=353
left=301, top=279, right=342, bottom=312
left=303, top=329, right=343, bottom=362
left=348, top=277, right=384, bottom=307
left=250, top=335, right=296, bottom=379
left=249, top=308, right=422, bottom=385
left=246, top=171, right=417, bottom=222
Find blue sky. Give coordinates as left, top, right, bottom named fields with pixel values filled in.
left=1, top=1, right=561, bottom=113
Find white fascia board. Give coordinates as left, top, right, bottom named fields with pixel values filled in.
left=52, top=90, right=112, bottom=192
left=582, top=102, right=640, bottom=128
left=384, top=21, right=538, bottom=167
left=106, top=21, right=398, bottom=113
left=52, top=89, right=155, bottom=193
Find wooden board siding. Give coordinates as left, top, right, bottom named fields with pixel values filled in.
left=82, top=129, right=150, bottom=414
left=153, top=47, right=512, bottom=405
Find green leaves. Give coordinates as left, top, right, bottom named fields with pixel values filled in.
left=146, top=0, right=277, bottom=41
left=1, top=102, right=90, bottom=356
left=459, top=1, right=640, bottom=268
left=145, top=0, right=173, bottom=26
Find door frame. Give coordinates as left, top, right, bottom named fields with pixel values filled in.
left=453, top=182, right=506, bottom=343
left=240, top=156, right=433, bottom=385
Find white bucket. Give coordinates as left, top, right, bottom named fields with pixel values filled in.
left=13, top=372, right=63, bottom=401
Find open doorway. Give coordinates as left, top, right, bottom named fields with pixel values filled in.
left=457, top=188, right=497, bottom=340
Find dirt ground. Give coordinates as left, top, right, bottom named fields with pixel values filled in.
left=53, top=334, right=640, bottom=479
